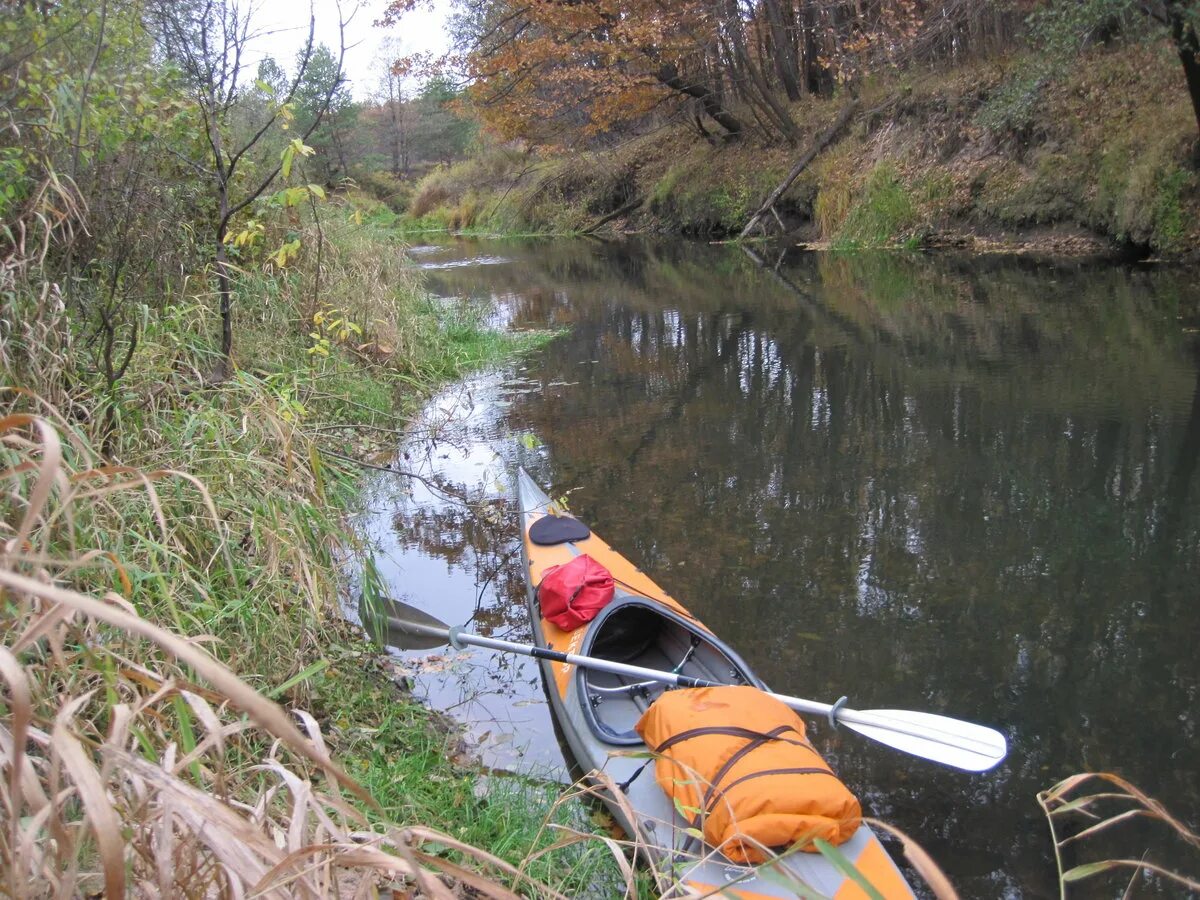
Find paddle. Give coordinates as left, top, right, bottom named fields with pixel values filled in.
left=363, top=598, right=1008, bottom=773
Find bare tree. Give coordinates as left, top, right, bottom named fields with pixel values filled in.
left=1148, top=0, right=1200, bottom=141
left=146, top=0, right=350, bottom=371
left=375, top=38, right=410, bottom=176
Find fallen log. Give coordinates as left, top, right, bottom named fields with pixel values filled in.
left=739, top=100, right=858, bottom=240
left=581, top=195, right=645, bottom=235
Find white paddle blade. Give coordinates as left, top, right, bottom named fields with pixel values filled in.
left=844, top=710, right=1008, bottom=772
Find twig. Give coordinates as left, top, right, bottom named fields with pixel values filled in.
left=322, top=448, right=470, bottom=504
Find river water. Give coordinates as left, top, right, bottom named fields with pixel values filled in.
left=355, top=236, right=1200, bottom=898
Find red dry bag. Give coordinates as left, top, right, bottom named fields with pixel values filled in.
left=537, top=554, right=615, bottom=631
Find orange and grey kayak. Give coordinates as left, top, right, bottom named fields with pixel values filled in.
left=516, top=468, right=916, bottom=899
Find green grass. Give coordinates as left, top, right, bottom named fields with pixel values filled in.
left=292, top=637, right=624, bottom=895
left=1153, top=168, right=1194, bottom=253
left=649, top=164, right=686, bottom=210
left=832, top=163, right=922, bottom=250
left=354, top=734, right=623, bottom=895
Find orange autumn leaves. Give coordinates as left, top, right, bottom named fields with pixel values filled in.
left=461, top=0, right=721, bottom=144
left=380, top=0, right=929, bottom=146
left=378, top=0, right=725, bottom=142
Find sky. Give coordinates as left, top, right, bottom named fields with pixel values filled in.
left=251, top=0, right=452, bottom=100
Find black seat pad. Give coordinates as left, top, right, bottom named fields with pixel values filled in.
left=529, top=514, right=590, bottom=545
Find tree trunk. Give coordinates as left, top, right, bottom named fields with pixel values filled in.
left=581, top=195, right=644, bottom=234
left=719, top=0, right=801, bottom=142
left=216, top=183, right=233, bottom=364
left=741, top=43, right=802, bottom=141
left=216, top=241, right=233, bottom=361
left=1166, top=1, right=1200, bottom=141
left=330, top=123, right=348, bottom=181
left=763, top=0, right=802, bottom=101
left=211, top=115, right=235, bottom=366
left=654, top=63, right=744, bottom=137
left=387, top=80, right=404, bottom=176
left=390, top=115, right=401, bottom=176
left=799, top=0, right=830, bottom=95
left=739, top=99, right=857, bottom=238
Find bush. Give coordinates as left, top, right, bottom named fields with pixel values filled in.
left=975, top=71, right=1048, bottom=137
left=354, top=169, right=412, bottom=212
left=1153, top=168, right=1194, bottom=253
left=410, top=169, right=454, bottom=218
left=977, top=0, right=1153, bottom=138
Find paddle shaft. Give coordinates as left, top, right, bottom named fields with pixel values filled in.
left=391, top=618, right=1000, bottom=757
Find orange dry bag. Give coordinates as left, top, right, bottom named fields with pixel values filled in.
left=635, top=685, right=861, bottom=863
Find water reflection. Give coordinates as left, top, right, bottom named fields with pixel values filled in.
left=365, top=236, right=1199, bottom=898
left=352, top=378, right=572, bottom=776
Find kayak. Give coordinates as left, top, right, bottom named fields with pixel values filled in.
left=515, top=468, right=916, bottom=899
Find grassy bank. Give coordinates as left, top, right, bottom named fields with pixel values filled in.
left=399, top=42, right=1199, bottom=258
left=0, top=210, right=624, bottom=896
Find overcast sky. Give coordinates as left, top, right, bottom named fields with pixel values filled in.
left=250, top=0, right=452, bottom=100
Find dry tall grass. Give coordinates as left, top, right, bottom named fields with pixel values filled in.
left=0, top=410, right=563, bottom=898
left=1038, top=771, right=1200, bottom=897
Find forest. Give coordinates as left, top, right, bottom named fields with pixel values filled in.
left=1, top=0, right=1199, bottom=897
left=382, top=0, right=1200, bottom=251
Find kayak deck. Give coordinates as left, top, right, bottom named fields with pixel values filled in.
left=515, top=468, right=916, bottom=899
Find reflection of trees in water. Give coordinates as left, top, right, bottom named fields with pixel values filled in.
left=478, top=239, right=1200, bottom=895
left=431, top=238, right=1198, bottom=408
left=810, top=252, right=1198, bottom=415
left=390, top=492, right=529, bottom=636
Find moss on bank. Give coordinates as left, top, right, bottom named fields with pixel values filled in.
left=399, top=42, right=1199, bottom=257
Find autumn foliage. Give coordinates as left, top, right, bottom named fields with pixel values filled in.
left=381, top=1, right=1018, bottom=146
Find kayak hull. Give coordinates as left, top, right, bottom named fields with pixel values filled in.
left=515, top=468, right=916, bottom=899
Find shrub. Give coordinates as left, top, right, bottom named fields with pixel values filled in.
left=355, top=169, right=412, bottom=212
left=410, top=171, right=453, bottom=219
left=975, top=71, right=1048, bottom=137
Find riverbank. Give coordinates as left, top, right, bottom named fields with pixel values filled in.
left=0, top=214, right=620, bottom=895
left=401, top=42, right=1199, bottom=260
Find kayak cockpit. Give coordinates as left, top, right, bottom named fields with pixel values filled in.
left=578, top=597, right=762, bottom=745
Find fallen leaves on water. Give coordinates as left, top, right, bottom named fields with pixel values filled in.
left=389, top=652, right=472, bottom=677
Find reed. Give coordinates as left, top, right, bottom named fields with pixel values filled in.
left=0, top=411, right=403, bottom=895
left=1038, top=771, right=1200, bottom=898
left=0, top=400, right=618, bottom=897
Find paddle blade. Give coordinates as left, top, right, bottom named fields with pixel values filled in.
left=844, top=710, right=1008, bottom=772
left=358, top=594, right=451, bottom=651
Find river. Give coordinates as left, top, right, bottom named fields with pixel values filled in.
left=354, top=235, right=1200, bottom=898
